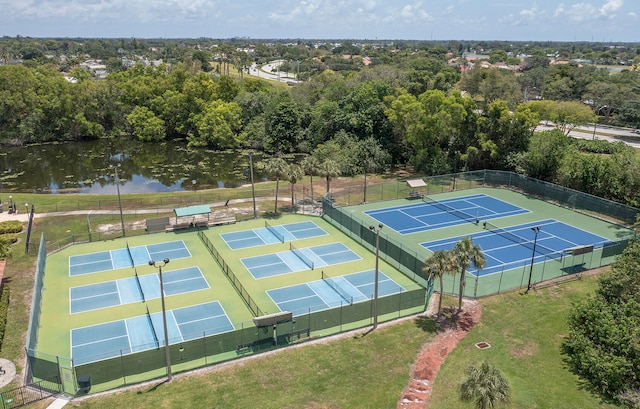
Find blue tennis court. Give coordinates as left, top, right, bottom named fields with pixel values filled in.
left=241, top=242, right=361, bottom=279
left=221, top=221, right=327, bottom=250
left=365, top=193, right=529, bottom=234
left=69, top=266, right=210, bottom=314
left=71, top=301, right=233, bottom=365
left=69, top=240, right=191, bottom=276
left=267, top=270, right=405, bottom=315
left=421, top=219, right=610, bottom=276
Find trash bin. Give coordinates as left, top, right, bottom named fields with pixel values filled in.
left=77, top=375, right=91, bottom=393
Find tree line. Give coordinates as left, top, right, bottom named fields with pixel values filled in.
left=1, top=43, right=640, bottom=208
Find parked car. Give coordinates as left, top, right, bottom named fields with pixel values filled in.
left=633, top=129, right=640, bottom=134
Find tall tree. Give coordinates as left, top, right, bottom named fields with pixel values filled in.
left=460, top=361, right=511, bottom=409
left=562, top=237, right=640, bottom=404
left=286, top=163, right=304, bottom=208
left=264, top=93, right=301, bottom=154
left=317, top=159, right=341, bottom=195
left=126, top=106, right=166, bottom=142
left=452, top=237, right=486, bottom=311
left=263, top=157, right=289, bottom=215
left=422, top=250, right=457, bottom=319
left=301, top=155, right=320, bottom=203
left=525, top=128, right=571, bottom=181
left=187, top=100, right=242, bottom=149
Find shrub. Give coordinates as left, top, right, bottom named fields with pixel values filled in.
left=0, top=234, right=18, bottom=246
left=0, top=221, right=23, bottom=235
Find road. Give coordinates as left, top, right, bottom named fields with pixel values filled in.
left=247, top=60, right=300, bottom=84
left=536, top=123, right=640, bottom=148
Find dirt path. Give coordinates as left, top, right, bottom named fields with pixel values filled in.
left=398, top=296, right=482, bottom=409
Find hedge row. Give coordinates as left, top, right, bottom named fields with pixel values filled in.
left=0, top=286, right=9, bottom=351
left=0, top=221, right=23, bottom=235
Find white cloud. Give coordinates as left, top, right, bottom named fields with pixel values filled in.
left=1, top=0, right=222, bottom=21
left=599, top=0, right=622, bottom=16
left=519, top=5, right=540, bottom=19
left=554, top=0, right=624, bottom=22
left=380, top=2, right=432, bottom=24
left=268, top=0, right=324, bottom=23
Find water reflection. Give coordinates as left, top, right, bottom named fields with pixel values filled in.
left=0, top=139, right=270, bottom=194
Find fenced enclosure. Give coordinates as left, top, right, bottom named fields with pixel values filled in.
left=22, top=169, right=637, bottom=396
left=25, top=228, right=428, bottom=395
left=322, top=170, right=637, bottom=298
left=329, top=170, right=639, bottom=226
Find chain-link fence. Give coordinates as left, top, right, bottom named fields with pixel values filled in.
left=322, top=170, right=637, bottom=298
left=26, top=232, right=428, bottom=395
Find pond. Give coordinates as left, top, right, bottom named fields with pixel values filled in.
left=0, top=138, right=271, bottom=194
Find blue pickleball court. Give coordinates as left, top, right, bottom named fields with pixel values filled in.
left=365, top=193, right=529, bottom=234
left=69, top=240, right=191, bottom=276
left=267, top=270, right=406, bottom=315
left=241, top=242, right=362, bottom=279
left=422, top=219, right=610, bottom=276
left=71, top=301, right=234, bottom=365
left=69, top=266, right=210, bottom=314
left=221, top=221, right=327, bottom=250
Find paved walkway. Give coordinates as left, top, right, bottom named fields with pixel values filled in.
left=0, top=358, right=16, bottom=388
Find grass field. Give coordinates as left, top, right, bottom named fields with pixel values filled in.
left=429, top=272, right=618, bottom=409
left=65, top=271, right=615, bottom=408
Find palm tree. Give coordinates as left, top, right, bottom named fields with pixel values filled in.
left=318, top=159, right=341, bottom=196
left=263, top=157, right=288, bottom=215
left=460, top=360, right=510, bottom=409
left=286, top=163, right=304, bottom=208
left=422, top=250, right=457, bottom=320
left=453, top=236, right=486, bottom=312
left=300, top=154, right=320, bottom=203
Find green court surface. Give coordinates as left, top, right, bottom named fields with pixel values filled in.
left=339, top=187, right=634, bottom=297
left=36, top=214, right=423, bottom=392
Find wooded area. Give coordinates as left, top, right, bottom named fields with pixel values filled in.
left=1, top=37, right=640, bottom=207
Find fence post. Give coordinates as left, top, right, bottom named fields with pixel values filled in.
left=473, top=275, right=478, bottom=298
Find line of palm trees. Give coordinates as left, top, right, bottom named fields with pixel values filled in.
left=262, top=155, right=342, bottom=215
left=423, top=236, right=486, bottom=319
left=422, top=237, right=512, bottom=409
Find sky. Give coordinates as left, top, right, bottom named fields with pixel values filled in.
left=0, top=0, right=638, bottom=42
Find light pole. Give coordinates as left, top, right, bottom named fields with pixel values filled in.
left=363, top=160, right=368, bottom=204
left=248, top=153, right=257, bottom=219
left=526, top=227, right=541, bottom=293
left=111, top=165, right=126, bottom=238
left=369, top=223, right=383, bottom=329
left=149, top=258, right=172, bottom=381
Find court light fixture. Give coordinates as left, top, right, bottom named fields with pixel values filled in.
left=526, top=227, right=541, bottom=293
left=110, top=164, right=126, bottom=238
left=149, top=258, right=172, bottom=381
left=248, top=152, right=257, bottom=219
left=368, top=223, right=383, bottom=329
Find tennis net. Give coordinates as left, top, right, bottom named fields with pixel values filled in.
left=290, top=242, right=314, bottom=270
left=146, top=305, right=159, bottom=348
left=265, top=220, right=285, bottom=243
left=483, top=221, right=560, bottom=259
left=322, top=271, right=352, bottom=304
left=134, top=268, right=145, bottom=302
left=422, top=194, right=478, bottom=225
left=126, top=241, right=135, bottom=266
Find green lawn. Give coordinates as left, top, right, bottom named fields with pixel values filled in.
left=68, top=273, right=616, bottom=409
left=430, top=273, right=618, bottom=409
